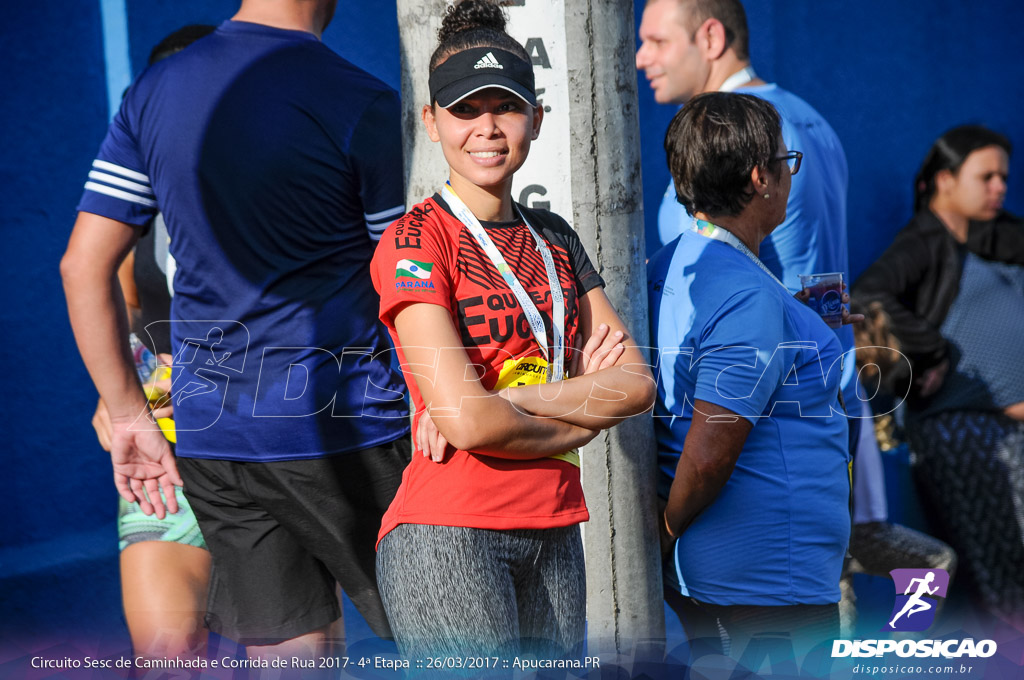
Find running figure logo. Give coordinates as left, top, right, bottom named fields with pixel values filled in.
left=140, top=320, right=249, bottom=432
left=885, top=568, right=950, bottom=632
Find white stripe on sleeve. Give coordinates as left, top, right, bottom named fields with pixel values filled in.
left=365, top=221, right=389, bottom=241
left=88, top=170, right=155, bottom=196
left=84, top=181, right=158, bottom=207
left=364, top=204, right=405, bottom=223
left=92, top=159, right=150, bottom=184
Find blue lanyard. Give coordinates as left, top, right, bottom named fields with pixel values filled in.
left=691, top=218, right=787, bottom=290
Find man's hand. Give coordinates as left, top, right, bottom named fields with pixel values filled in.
left=110, top=414, right=182, bottom=519
left=62, top=213, right=183, bottom=516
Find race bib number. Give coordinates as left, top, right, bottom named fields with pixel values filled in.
left=496, top=357, right=579, bottom=468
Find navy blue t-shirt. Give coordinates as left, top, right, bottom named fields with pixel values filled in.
left=78, top=21, right=409, bottom=461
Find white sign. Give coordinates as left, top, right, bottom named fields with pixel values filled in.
left=505, top=1, right=572, bottom=227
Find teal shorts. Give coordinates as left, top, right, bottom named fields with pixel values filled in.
left=118, top=485, right=208, bottom=551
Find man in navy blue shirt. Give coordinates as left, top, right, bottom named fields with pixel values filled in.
left=62, top=0, right=409, bottom=658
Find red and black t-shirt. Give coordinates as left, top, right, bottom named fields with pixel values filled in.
left=370, top=194, right=604, bottom=541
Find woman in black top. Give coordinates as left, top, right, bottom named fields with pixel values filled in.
left=855, top=125, right=1024, bottom=623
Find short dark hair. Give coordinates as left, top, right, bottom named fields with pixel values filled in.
left=429, top=0, right=531, bottom=73
left=913, top=125, right=1012, bottom=212
left=665, top=92, right=782, bottom=218
left=667, top=0, right=749, bottom=61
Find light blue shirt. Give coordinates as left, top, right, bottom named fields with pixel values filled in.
left=649, top=231, right=851, bottom=605
left=658, top=82, right=858, bottom=410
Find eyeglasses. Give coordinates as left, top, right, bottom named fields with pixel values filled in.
left=775, top=150, right=803, bottom=175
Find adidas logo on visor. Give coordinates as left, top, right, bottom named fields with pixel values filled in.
left=473, top=52, right=504, bottom=70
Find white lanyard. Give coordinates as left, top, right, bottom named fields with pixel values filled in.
left=441, top=183, right=565, bottom=382
left=691, top=218, right=788, bottom=291
left=719, top=65, right=757, bottom=93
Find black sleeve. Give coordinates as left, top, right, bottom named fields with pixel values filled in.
left=566, top=229, right=604, bottom=296
left=968, top=211, right=1024, bottom=265
left=854, top=225, right=948, bottom=371
left=519, top=205, right=605, bottom=295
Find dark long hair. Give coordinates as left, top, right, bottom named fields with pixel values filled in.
left=913, top=125, right=1012, bottom=212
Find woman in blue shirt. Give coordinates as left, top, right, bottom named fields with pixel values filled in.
left=648, top=92, right=854, bottom=655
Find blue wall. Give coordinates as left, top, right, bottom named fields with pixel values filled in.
left=0, top=0, right=400, bottom=652
left=2, top=0, right=1022, bottom=658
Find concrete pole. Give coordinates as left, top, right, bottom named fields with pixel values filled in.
left=397, top=0, right=663, bottom=664
left=561, top=0, right=663, bottom=663
left=397, top=0, right=449, bottom=205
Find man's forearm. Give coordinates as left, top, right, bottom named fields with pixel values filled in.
left=61, top=214, right=148, bottom=420
left=63, top=263, right=148, bottom=418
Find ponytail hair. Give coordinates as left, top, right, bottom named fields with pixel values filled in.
left=429, top=0, right=530, bottom=72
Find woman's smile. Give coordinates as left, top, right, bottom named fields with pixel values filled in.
left=467, top=148, right=508, bottom=163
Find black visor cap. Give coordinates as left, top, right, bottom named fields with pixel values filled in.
left=429, top=47, right=536, bottom=108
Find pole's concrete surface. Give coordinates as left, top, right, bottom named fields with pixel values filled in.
left=397, top=0, right=663, bottom=663
left=397, top=0, right=449, bottom=207
left=562, top=0, right=663, bottom=661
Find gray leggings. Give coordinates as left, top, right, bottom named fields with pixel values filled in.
left=376, top=523, right=585, bottom=666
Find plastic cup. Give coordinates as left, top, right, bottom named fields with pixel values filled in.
left=799, top=272, right=844, bottom=329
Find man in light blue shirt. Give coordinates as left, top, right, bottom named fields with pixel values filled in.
left=636, top=0, right=858, bottom=414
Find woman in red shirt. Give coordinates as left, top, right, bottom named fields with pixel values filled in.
left=370, top=0, right=655, bottom=665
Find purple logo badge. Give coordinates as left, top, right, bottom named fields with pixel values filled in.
left=884, top=569, right=950, bottom=632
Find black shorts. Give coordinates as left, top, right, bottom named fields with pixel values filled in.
left=177, top=437, right=410, bottom=643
